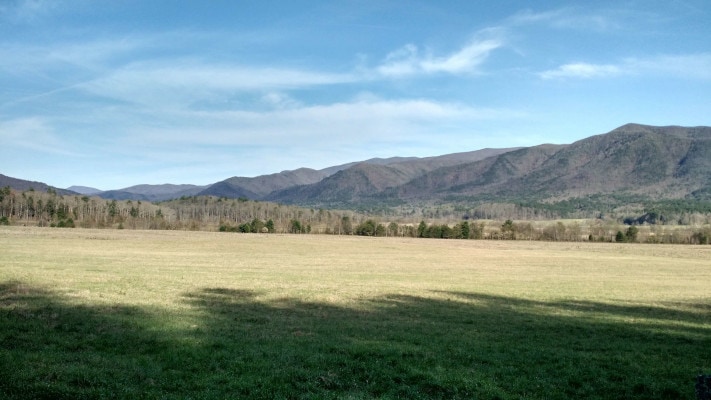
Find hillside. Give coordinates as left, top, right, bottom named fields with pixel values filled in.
left=198, top=151, right=518, bottom=201
left=503, top=123, right=711, bottom=199
left=99, top=184, right=207, bottom=202
left=395, top=144, right=566, bottom=200
left=266, top=148, right=521, bottom=206
left=0, top=174, right=77, bottom=196
left=404, top=123, right=711, bottom=201
left=266, top=124, right=711, bottom=209
left=265, top=163, right=413, bottom=206
left=67, top=186, right=102, bottom=195
left=3, top=124, right=710, bottom=216
left=199, top=168, right=328, bottom=199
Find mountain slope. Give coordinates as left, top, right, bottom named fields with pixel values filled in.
left=266, top=147, right=522, bottom=205
left=100, top=184, right=207, bottom=202
left=504, top=124, right=697, bottom=198
left=0, top=174, right=77, bottom=196
left=5, top=124, right=710, bottom=211
left=501, top=124, right=711, bottom=199
left=396, top=124, right=711, bottom=202
left=263, top=124, right=711, bottom=208
left=202, top=150, right=520, bottom=202
left=67, top=186, right=102, bottom=195
left=396, top=144, right=566, bottom=199
left=266, top=163, right=412, bottom=205
left=199, top=168, right=328, bottom=199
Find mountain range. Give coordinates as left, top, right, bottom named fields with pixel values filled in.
left=60, top=148, right=520, bottom=203
left=3, top=124, right=711, bottom=210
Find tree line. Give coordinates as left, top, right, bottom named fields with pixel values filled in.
left=1, top=187, right=709, bottom=244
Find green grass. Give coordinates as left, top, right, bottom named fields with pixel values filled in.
left=1, top=227, right=710, bottom=399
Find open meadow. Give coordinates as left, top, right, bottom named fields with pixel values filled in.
left=1, top=226, right=710, bottom=399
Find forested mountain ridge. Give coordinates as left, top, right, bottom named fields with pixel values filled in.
left=263, top=148, right=523, bottom=206
left=2, top=124, right=710, bottom=212
left=264, top=163, right=414, bottom=205
left=264, top=123, right=711, bottom=208
left=199, top=168, right=329, bottom=199
left=390, top=123, right=711, bottom=202
left=508, top=123, right=711, bottom=200
left=0, top=174, right=77, bottom=196
left=67, top=186, right=102, bottom=195
left=200, top=148, right=520, bottom=201
left=99, top=184, right=208, bottom=202
left=394, top=144, right=567, bottom=200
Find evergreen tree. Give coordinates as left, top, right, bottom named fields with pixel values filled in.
left=250, top=218, right=265, bottom=233
left=417, top=221, right=427, bottom=238
left=388, top=222, right=399, bottom=237
left=469, top=222, right=484, bottom=239
left=501, top=219, right=515, bottom=240
left=440, top=225, right=453, bottom=239
left=459, top=221, right=470, bottom=239
left=375, top=223, right=386, bottom=237
left=341, top=216, right=353, bottom=235
left=289, top=219, right=303, bottom=234
left=356, top=220, right=377, bottom=236
left=625, top=226, right=639, bottom=242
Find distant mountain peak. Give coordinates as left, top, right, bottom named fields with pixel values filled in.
left=67, top=186, right=102, bottom=195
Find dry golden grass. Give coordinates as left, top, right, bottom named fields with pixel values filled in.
left=3, top=226, right=709, bottom=307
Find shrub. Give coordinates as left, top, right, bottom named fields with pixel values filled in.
left=691, top=230, right=710, bottom=245
left=625, top=226, right=639, bottom=242
left=356, top=220, right=377, bottom=236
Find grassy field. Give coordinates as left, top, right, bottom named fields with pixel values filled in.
left=1, top=227, right=709, bottom=399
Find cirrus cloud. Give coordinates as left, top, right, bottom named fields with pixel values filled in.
left=539, top=62, right=622, bottom=79
left=539, top=53, right=711, bottom=81
left=377, top=36, right=504, bottom=78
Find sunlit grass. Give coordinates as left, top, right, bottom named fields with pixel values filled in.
left=1, top=227, right=710, bottom=399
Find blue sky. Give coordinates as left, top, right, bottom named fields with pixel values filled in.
left=2, top=0, right=710, bottom=190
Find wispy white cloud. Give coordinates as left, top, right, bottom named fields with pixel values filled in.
left=0, top=117, right=82, bottom=156
left=116, top=97, right=522, bottom=147
left=87, top=95, right=522, bottom=176
left=539, top=53, right=711, bottom=81
left=508, top=7, right=624, bottom=32
left=64, top=33, right=505, bottom=108
left=508, top=8, right=567, bottom=26
left=539, top=62, right=623, bottom=80
left=260, top=92, right=302, bottom=110
left=625, top=54, right=711, bottom=81
left=78, top=61, right=357, bottom=108
left=421, top=39, right=503, bottom=74
left=2, top=26, right=505, bottom=112
left=376, top=36, right=504, bottom=77
left=0, top=37, right=154, bottom=107
left=376, top=44, right=420, bottom=77
left=0, top=0, right=58, bottom=23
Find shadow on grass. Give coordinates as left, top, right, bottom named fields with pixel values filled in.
left=1, top=281, right=709, bottom=399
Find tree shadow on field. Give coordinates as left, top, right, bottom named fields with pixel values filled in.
left=0, top=281, right=179, bottom=399
left=1, top=281, right=710, bottom=399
